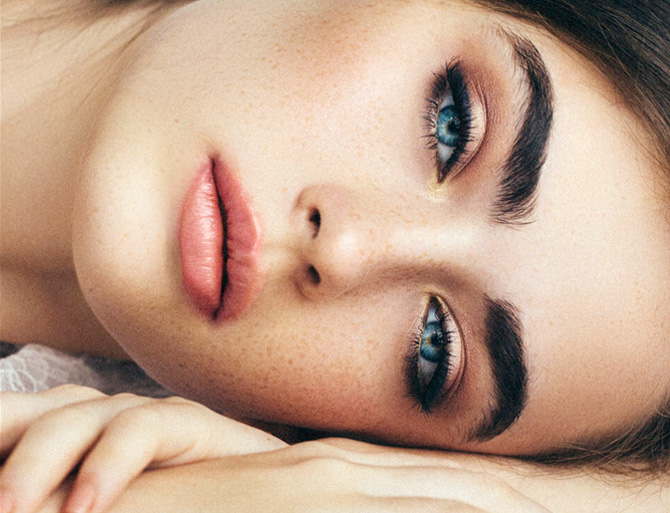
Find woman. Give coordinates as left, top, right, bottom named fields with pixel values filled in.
left=2, top=0, right=669, bottom=511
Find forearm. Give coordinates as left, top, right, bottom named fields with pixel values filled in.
left=522, top=471, right=669, bottom=513
left=442, top=452, right=670, bottom=513
left=38, top=452, right=670, bottom=513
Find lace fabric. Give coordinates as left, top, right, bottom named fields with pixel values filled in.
left=0, top=342, right=172, bottom=398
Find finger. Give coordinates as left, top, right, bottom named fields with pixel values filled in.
left=0, top=393, right=151, bottom=513
left=143, top=397, right=286, bottom=464
left=65, top=405, right=168, bottom=513
left=66, top=398, right=287, bottom=513
left=0, top=386, right=106, bottom=456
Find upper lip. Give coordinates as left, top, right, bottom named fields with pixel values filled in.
left=211, top=156, right=264, bottom=321
left=179, top=157, right=263, bottom=321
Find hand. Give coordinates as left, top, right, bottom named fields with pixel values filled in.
left=85, top=438, right=550, bottom=513
left=0, top=385, right=287, bottom=513
left=314, top=439, right=669, bottom=513
left=31, top=436, right=670, bottom=513
left=252, top=438, right=552, bottom=512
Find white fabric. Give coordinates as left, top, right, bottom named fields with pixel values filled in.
left=0, top=342, right=171, bottom=397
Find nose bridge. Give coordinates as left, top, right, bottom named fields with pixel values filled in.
left=295, top=184, right=438, bottom=299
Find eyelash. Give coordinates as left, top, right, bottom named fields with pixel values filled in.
left=423, top=62, right=474, bottom=183
left=406, top=297, right=456, bottom=413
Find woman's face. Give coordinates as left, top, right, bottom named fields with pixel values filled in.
left=74, top=0, right=670, bottom=455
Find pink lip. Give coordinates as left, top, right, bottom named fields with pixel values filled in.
left=179, top=158, right=263, bottom=321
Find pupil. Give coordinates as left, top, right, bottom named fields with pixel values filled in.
left=436, top=105, right=460, bottom=148
left=420, top=321, right=444, bottom=362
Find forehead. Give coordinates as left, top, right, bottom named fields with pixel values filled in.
left=474, top=34, right=670, bottom=451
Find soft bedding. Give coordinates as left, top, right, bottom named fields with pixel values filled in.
left=0, top=342, right=170, bottom=397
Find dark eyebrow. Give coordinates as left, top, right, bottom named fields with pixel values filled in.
left=491, top=32, right=554, bottom=225
left=468, top=297, right=528, bottom=441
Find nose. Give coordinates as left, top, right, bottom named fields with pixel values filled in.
left=293, top=184, right=444, bottom=300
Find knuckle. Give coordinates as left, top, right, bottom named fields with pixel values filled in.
left=47, top=384, right=106, bottom=400
left=107, top=392, right=153, bottom=410
left=163, top=395, right=191, bottom=406
left=109, top=392, right=142, bottom=402
left=114, top=404, right=163, bottom=427
left=161, top=396, right=209, bottom=415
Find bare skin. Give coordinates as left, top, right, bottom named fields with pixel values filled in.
left=32, top=439, right=670, bottom=513
left=2, top=1, right=670, bottom=512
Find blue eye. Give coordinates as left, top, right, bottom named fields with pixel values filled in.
left=420, top=320, right=445, bottom=363
left=425, top=63, right=473, bottom=183
left=437, top=103, right=460, bottom=147
left=407, top=297, right=463, bottom=412
left=417, top=299, right=449, bottom=389
left=435, top=93, right=461, bottom=168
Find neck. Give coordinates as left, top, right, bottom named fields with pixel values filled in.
left=1, top=0, right=178, bottom=358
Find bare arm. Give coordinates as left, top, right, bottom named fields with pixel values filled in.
left=444, top=450, right=670, bottom=513
left=36, top=440, right=669, bottom=513
left=4, top=388, right=666, bottom=513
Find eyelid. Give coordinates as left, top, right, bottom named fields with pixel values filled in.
left=405, top=295, right=466, bottom=413
left=432, top=296, right=465, bottom=404
left=424, top=62, right=487, bottom=183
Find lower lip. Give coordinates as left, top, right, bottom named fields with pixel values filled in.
left=179, top=158, right=263, bottom=321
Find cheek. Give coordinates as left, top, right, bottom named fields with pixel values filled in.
left=171, top=288, right=419, bottom=432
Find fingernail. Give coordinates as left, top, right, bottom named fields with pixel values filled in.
left=63, top=482, right=96, bottom=513
left=0, top=487, right=15, bottom=513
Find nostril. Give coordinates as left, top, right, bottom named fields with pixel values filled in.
left=309, top=208, right=321, bottom=238
left=307, top=265, right=321, bottom=285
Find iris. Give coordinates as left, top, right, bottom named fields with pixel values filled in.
left=420, top=321, right=445, bottom=362
left=436, top=105, right=460, bottom=148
